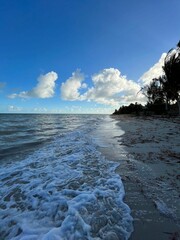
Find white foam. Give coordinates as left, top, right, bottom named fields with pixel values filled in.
left=0, top=116, right=133, bottom=240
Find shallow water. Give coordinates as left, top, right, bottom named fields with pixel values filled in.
left=0, top=114, right=133, bottom=239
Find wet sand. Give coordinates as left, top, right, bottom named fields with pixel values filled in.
left=111, top=115, right=180, bottom=240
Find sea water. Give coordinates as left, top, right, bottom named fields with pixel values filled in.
left=0, top=114, right=133, bottom=240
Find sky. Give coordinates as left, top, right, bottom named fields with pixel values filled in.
left=0, top=0, right=180, bottom=114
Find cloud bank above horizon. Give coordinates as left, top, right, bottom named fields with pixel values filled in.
left=61, top=68, right=146, bottom=106
left=7, top=53, right=166, bottom=108
left=60, top=53, right=166, bottom=106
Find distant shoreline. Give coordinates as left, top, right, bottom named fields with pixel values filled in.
left=0, top=113, right=109, bottom=115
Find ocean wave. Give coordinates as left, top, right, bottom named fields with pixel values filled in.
left=0, top=115, right=133, bottom=239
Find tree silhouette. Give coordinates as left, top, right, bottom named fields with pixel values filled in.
left=163, top=41, right=180, bottom=114
left=141, top=77, right=166, bottom=104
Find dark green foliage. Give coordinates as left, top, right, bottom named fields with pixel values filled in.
left=140, top=41, right=180, bottom=115
left=145, top=103, right=166, bottom=115
left=113, top=102, right=144, bottom=115
left=162, top=41, right=180, bottom=114
left=146, top=77, right=166, bottom=105
left=163, top=42, right=180, bottom=101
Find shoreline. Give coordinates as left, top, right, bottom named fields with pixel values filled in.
left=111, top=115, right=180, bottom=240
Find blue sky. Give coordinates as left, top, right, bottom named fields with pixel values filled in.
left=0, top=0, right=179, bottom=113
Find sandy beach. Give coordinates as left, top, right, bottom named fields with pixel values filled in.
left=110, top=115, right=180, bottom=240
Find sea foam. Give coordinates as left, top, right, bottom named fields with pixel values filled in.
left=0, top=115, right=133, bottom=239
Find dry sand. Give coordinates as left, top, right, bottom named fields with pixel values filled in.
left=111, top=115, right=180, bottom=240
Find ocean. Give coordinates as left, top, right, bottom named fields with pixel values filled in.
left=0, top=114, right=133, bottom=240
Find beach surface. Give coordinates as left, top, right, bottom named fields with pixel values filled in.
left=110, top=115, right=180, bottom=240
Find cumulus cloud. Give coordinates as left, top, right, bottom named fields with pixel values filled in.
left=60, top=69, right=86, bottom=100
left=8, top=71, right=58, bottom=99
left=61, top=68, right=146, bottom=106
left=139, top=53, right=166, bottom=85
left=60, top=54, right=169, bottom=107
left=83, top=68, right=145, bottom=105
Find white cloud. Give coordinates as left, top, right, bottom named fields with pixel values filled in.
left=8, top=71, right=58, bottom=99
left=60, top=69, right=86, bottom=100
left=8, top=91, right=29, bottom=99
left=84, top=68, right=145, bottom=105
left=8, top=105, right=23, bottom=112
left=61, top=68, right=145, bottom=106
left=30, top=71, right=58, bottom=98
left=139, top=53, right=166, bottom=85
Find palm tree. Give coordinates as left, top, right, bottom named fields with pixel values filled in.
left=142, top=78, right=165, bottom=105
left=163, top=41, right=180, bottom=114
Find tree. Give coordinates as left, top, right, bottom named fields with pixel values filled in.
left=177, top=40, right=180, bottom=48
left=141, top=77, right=165, bottom=105
left=113, top=102, right=144, bottom=115
left=163, top=41, right=180, bottom=114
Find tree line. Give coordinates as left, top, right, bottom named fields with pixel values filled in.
left=113, top=41, right=180, bottom=115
